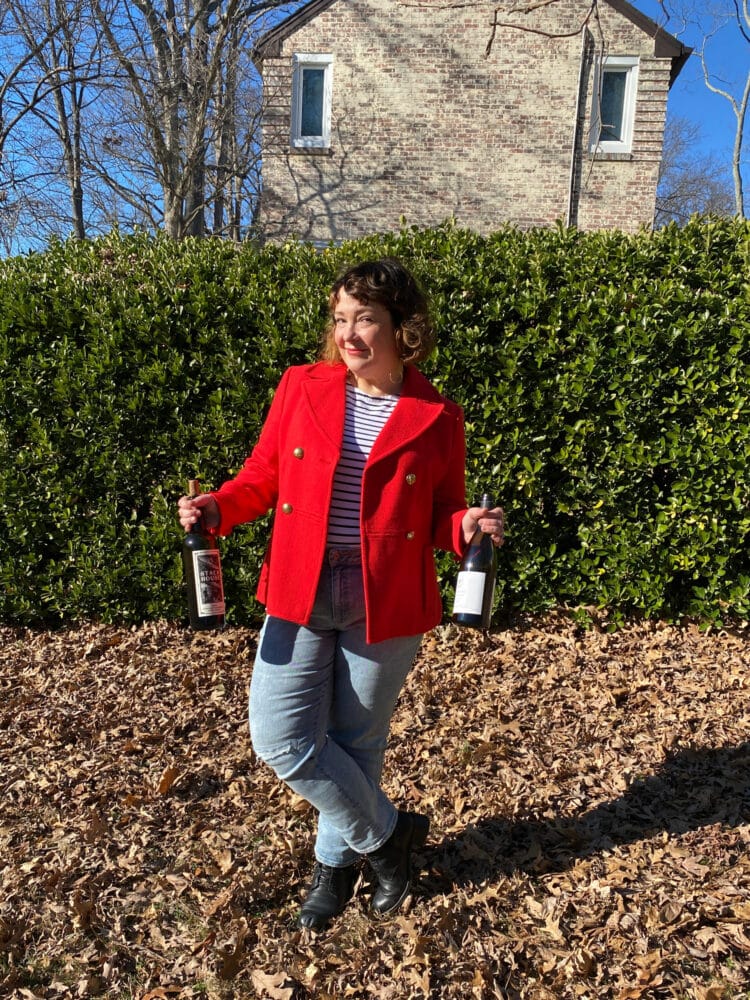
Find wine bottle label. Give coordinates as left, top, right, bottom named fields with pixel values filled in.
left=453, top=570, right=487, bottom=615
left=191, top=549, right=226, bottom=616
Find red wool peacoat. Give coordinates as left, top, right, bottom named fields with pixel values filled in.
left=211, top=361, right=468, bottom=643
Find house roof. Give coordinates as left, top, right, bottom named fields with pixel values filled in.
left=253, top=0, right=691, bottom=82
left=608, top=0, right=691, bottom=82
left=253, top=0, right=337, bottom=63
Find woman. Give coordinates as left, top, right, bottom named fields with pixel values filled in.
left=178, top=259, right=504, bottom=931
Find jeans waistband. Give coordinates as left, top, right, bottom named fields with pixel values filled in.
left=326, top=546, right=362, bottom=566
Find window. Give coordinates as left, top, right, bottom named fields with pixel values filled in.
left=589, top=56, right=639, bottom=154
left=291, top=54, right=333, bottom=149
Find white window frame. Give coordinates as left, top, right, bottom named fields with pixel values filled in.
left=589, top=55, right=639, bottom=155
left=291, top=53, right=333, bottom=149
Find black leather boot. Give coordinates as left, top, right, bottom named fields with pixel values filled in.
left=297, top=862, right=357, bottom=931
left=366, top=810, right=430, bottom=915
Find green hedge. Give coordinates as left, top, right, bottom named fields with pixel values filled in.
left=1, top=219, right=748, bottom=628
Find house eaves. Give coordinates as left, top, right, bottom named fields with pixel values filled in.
left=253, top=0, right=692, bottom=84
left=607, top=0, right=692, bottom=84
left=253, top=0, right=339, bottom=66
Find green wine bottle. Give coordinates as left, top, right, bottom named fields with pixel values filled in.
left=452, top=493, right=497, bottom=629
left=182, top=479, right=225, bottom=630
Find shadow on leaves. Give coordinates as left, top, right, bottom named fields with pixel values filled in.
left=424, top=741, right=750, bottom=893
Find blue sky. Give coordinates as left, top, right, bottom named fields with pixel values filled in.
left=634, top=0, right=749, bottom=175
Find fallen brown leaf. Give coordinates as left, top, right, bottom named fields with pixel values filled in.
left=0, top=615, right=748, bottom=999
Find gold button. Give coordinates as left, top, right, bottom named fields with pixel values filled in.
left=406, top=531, right=415, bottom=540
left=405, top=473, right=416, bottom=485
left=281, top=502, right=293, bottom=514
left=293, top=447, right=304, bottom=459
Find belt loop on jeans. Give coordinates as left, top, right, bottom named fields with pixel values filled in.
left=326, top=547, right=362, bottom=566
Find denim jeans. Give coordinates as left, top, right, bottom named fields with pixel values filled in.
left=249, top=548, right=422, bottom=868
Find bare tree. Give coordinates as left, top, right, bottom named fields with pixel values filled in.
left=211, top=18, right=264, bottom=240
left=654, top=0, right=749, bottom=218
left=87, top=0, right=299, bottom=239
left=0, top=0, right=119, bottom=248
left=3, top=0, right=103, bottom=239
left=699, top=1, right=750, bottom=216
left=0, top=0, right=303, bottom=251
left=654, top=114, right=735, bottom=224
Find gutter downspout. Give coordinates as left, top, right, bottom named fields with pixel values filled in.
left=567, top=28, right=593, bottom=228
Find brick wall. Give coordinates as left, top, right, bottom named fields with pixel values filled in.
left=257, top=0, right=676, bottom=241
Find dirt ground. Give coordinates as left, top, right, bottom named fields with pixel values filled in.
left=1, top=615, right=749, bottom=999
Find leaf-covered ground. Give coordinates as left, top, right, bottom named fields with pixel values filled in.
left=1, top=615, right=749, bottom=1000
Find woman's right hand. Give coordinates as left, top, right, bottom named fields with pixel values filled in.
left=177, top=493, right=220, bottom=533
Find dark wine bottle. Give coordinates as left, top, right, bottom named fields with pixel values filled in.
left=182, top=479, right=225, bottom=630
left=452, top=493, right=497, bottom=629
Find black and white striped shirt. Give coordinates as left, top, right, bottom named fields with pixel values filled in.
left=326, top=384, right=399, bottom=547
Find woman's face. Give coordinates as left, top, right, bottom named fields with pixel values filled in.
left=332, top=290, right=402, bottom=390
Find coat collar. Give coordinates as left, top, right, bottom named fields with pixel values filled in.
left=300, top=361, right=447, bottom=461
left=370, top=364, right=446, bottom=464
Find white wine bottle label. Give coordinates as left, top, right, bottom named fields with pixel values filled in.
left=453, top=570, right=487, bottom=615
left=192, top=549, right=226, bottom=616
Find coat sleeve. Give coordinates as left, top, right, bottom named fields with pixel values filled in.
left=431, top=402, right=468, bottom=558
left=211, top=367, right=293, bottom=535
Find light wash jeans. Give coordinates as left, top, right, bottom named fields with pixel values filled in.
left=249, top=548, right=422, bottom=868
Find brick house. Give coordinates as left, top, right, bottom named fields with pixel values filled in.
left=253, top=0, right=689, bottom=242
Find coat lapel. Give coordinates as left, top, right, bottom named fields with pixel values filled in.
left=298, top=362, right=447, bottom=464
left=368, top=365, right=446, bottom=465
left=299, top=362, right=347, bottom=453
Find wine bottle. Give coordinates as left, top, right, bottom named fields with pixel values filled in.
left=182, top=479, right=225, bottom=630
left=452, top=493, right=497, bottom=629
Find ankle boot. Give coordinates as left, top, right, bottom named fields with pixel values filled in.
left=297, top=862, right=357, bottom=930
left=366, top=810, right=429, bottom=915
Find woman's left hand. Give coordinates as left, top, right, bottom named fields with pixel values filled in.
left=461, top=504, right=505, bottom=548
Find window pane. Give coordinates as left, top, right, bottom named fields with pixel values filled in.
left=301, top=68, right=325, bottom=137
left=600, top=71, right=626, bottom=141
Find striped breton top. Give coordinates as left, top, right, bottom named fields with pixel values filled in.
left=326, top=382, right=400, bottom=547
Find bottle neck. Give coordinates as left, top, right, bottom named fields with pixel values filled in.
left=188, top=481, right=204, bottom=533
left=473, top=494, right=495, bottom=546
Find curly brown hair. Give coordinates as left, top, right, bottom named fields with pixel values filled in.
left=320, top=258, right=435, bottom=365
